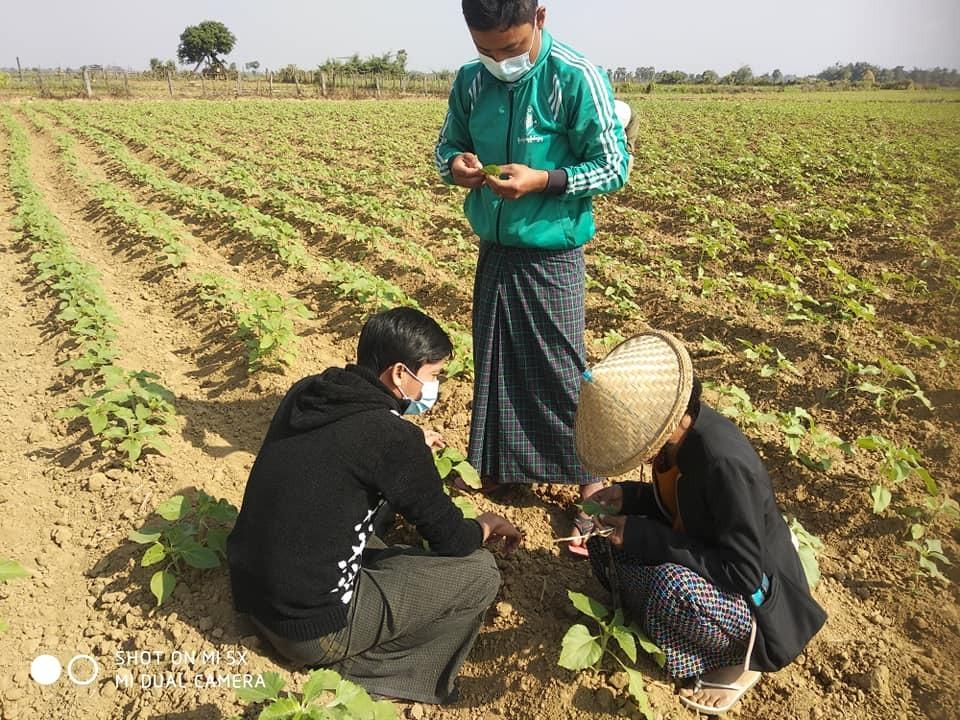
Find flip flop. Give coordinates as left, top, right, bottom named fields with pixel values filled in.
left=567, top=512, right=593, bottom=558
left=678, top=672, right=761, bottom=716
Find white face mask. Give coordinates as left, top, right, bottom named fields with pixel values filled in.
left=478, top=27, right=540, bottom=83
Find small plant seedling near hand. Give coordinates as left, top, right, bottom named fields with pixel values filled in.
left=480, top=163, right=501, bottom=177
left=229, top=667, right=397, bottom=720
left=559, top=590, right=663, bottom=720
left=0, top=559, right=29, bottom=634
left=576, top=500, right=620, bottom=518
left=128, top=492, right=237, bottom=606
left=433, top=447, right=479, bottom=519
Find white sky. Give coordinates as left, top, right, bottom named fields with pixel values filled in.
left=2, top=0, right=958, bottom=75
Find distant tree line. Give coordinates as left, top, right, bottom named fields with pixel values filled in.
left=609, top=62, right=960, bottom=88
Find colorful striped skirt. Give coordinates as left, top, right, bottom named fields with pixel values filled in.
left=468, top=242, right=598, bottom=485
left=588, top=537, right=754, bottom=680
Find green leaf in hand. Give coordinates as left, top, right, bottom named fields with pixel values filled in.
left=480, top=163, right=501, bottom=176
left=577, top=500, right=619, bottom=517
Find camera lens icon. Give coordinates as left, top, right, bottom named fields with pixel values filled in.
left=30, top=654, right=99, bottom=686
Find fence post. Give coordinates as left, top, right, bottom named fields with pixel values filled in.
left=82, top=67, right=92, bottom=98
left=123, top=71, right=130, bottom=97
left=268, top=71, right=274, bottom=96
left=37, top=72, right=44, bottom=95
left=294, top=72, right=301, bottom=96
left=16, top=56, right=23, bottom=82
left=320, top=71, right=327, bottom=98
left=166, top=68, right=174, bottom=97
left=236, top=71, right=241, bottom=96
left=200, top=73, right=206, bottom=96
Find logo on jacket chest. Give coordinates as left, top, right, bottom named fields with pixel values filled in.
left=518, top=106, right=544, bottom=144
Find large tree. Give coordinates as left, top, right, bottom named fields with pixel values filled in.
left=177, top=21, right=236, bottom=74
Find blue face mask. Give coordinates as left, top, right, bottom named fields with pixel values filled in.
left=400, top=366, right=439, bottom=415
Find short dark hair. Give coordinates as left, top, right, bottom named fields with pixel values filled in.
left=357, top=308, right=453, bottom=376
left=686, top=376, right=703, bottom=422
left=462, top=0, right=538, bottom=31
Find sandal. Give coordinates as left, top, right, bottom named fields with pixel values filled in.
left=567, top=512, right=594, bottom=558
left=679, top=672, right=761, bottom=716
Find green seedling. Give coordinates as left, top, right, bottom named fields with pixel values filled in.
left=705, top=382, right=777, bottom=430
left=559, top=591, right=663, bottom=720
left=785, top=517, right=823, bottom=588
left=58, top=365, right=177, bottom=466
left=855, top=357, right=931, bottom=417
left=699, top=335, right=729, bottom=355
left=855, top=434, right=934, bottom=515
left=197, top=274, right=314, bottom=371
left=128, top=491, right=237, bottom=606
left=0, top=559, right=29, bottom=633
left=776, top=407, right=849, bottom=472
left=229, top=667, right=397, bottom=720
left=480, top=163, right=501, bottom=176
left=904, top=529, right=951, bottom=590
left=433, top=447, right=480, bottom=519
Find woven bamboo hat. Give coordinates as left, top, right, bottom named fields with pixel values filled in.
left=575, top=331, right=693, bottom=477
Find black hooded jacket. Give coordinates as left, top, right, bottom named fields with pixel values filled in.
left=226, top=364, right=483, bottom=641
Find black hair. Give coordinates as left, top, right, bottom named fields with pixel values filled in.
left=356, top=307, right=453, bottom=376
left=462, top=0, right=538, bottom=31
left=686, top=376, right=702, bottom=422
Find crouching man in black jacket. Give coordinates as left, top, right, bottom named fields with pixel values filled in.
left=576, top=331, right=826, bottom=716
left=227, top=308, right=522, bottom=705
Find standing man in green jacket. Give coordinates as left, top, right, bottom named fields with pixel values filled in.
left=435, top=0, right=629, bottom=556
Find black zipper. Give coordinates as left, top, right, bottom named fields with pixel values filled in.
left=495, top=86, right=514, bottom=245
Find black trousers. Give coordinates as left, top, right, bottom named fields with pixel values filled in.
left=249, top=539, right=500, bottom=704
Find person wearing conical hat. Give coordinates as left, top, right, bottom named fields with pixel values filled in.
left=575, top=331, right=826, bottom=716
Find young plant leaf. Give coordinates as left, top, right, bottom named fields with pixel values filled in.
left=567, top=590, right=610, bottom=621
left=453, top=461, right=482, bottom=489
left=480, top=163, right=501, bottom=176
left=235, top=671, right=286, bottom=702
left=157, top=495, right=190, bottom=521
left=0, top=559, right=29, bottom=583
left=558, top=624, right=603, bottom=670
left=140, top=542, right=167, bottom=567
left=627, top=623, right=666, bottom=668
left=302, top=668, right=341, bottom=705
left=257, top=697, right=302, bottom=720
left=150, top=569, right=176, bottom=606
left=625, top=668, right=655, bottom=720
left=128, top=528, right=163, bottom=544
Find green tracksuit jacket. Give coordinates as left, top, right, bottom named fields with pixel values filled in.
left=434, top=29, right=628, bottom=250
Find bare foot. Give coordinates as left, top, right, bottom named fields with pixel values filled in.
left=678, top=665, right=761, bottom=715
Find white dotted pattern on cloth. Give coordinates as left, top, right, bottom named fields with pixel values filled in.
left=334, top=501, right=382, bottom=605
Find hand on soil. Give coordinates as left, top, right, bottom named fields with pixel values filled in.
left=477, top=512, right=523, bottom=553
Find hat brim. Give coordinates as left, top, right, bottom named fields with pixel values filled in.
left=575, top=331, right=693, bottom=477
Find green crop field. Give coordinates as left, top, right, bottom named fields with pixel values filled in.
left=0, top=90, right=958, bottom=719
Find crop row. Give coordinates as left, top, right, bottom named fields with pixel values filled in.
left=2, top=108, right=177, bottom=466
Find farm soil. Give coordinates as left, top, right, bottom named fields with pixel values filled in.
left=0, top=107, right=958, bottom=720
